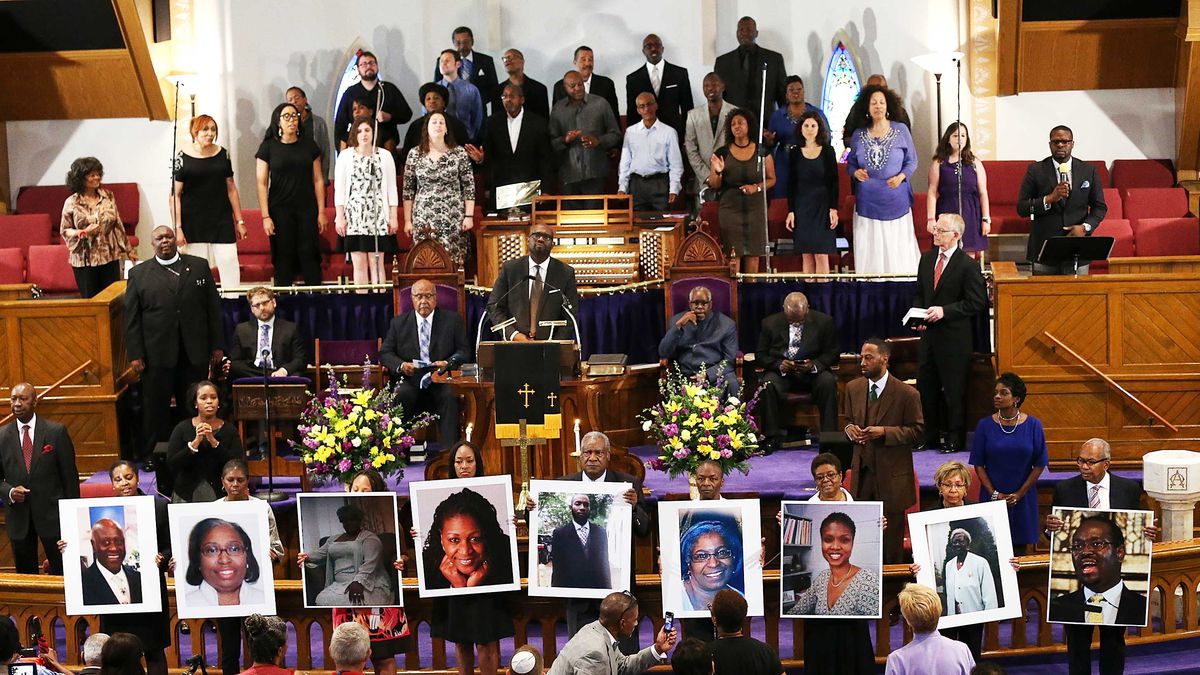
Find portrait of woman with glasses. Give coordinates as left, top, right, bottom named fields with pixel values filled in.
left=182, top=517, right=265, bottom=607
left=678, top=513, right=745, bottom=611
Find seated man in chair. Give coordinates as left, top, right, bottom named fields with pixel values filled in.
left=753, top=292, right=839, bottom=453
left=380, top=279, right=470, bottom=452
left=659, top=286, right=738, bottom=397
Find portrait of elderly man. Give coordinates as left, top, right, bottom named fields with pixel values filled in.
left=1048, top=514, right=1147, bottom=627
left=941, top=527, right=998, bottom=616
left=80, top=517, right=143, bottom=606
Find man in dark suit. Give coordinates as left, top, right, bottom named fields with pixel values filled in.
left=1017, top=125, right=1108, bottom=275
left=1048, top=515, right=1147, bottom=625
left=556, top=431, right=651, bottom=645
left=125, top=226, right=224, bottom=466
left=228, top=287, right=307, bottom=379
left=553, top=46, right=620, bottom=122
left=550, top=494, right=611, bottom=589
left=495, top=49, right=550, bottom=119
left=80, top=518, right=143, bottom=605
left=842, top=338, right=923, bottom=563
left=465, top=82, right=555, bottom=209
left=915, top=214, right=987, bottom=453
left=625, top=34, right=693, bottom=136
left=754, top=292, right=840, bottom=452
left=380, top=279, right=470, bottom=451
left=713, top=17, right=787, bottom=118
left=0, top=382, right=78, bottom=574
left=430, top=27, right=499, bottom=117
left=1045, top=438, right=1157, bottom=675
left=486, top=223, right=580, bottom=341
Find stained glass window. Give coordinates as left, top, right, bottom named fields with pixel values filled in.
left=332, top=45, right=377, bottom=127
left=821, top=42, right=861, bottom=161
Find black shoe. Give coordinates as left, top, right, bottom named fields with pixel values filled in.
left=939, top=440, right=961, bottom=454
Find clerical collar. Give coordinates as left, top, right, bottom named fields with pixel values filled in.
left=156, top=253, right=181, bottom=266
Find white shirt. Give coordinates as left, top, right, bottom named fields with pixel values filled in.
left=870, top=371, right=890, bottom=398
left=1083, top=579, right=1126, bottom=625
left=1085, top=472, right=1112, bottom=509
left=583, top=74, right=592, bottom=95
left=808, top=488, right=854, bottom=502
left=645, top=62, right=662, bottom=94
left=936, top=243, right=958, bottom=266
left=575, top=521, right=590, bottom=544
left=155, top=253, right=181, bottom=266
left=527, top=257, right=552, bottom=297
left=506, top=108, right=524, bottom=154
left=582, top=470, right=607, bottom=483
left=97, top=562, right=133, bottom=604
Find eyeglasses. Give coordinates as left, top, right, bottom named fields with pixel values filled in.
left=280, top=113, right=300, bottom=120
left=528, top=232, right=553, bottom=241
left=932, top=228, right=958, bottom=235
left=1050, top=139, right=1074, bottom=146
left=814, top=471, right=841, bottom=484
left=690, top=547, right=734, bottom=563
left=1068, top=539, right=1112, bottom=555
left=1075, top=456, right=1109, bottom=467
left=411, top=292, right=435, bottom=300
left=939, top=481, right=967, bottom=491
left=201, top=543, right=246, bottom=558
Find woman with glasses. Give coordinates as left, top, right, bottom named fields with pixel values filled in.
left=60, top=156, right=137, bottom=298
left=255, top=102, right=327, bottom=286
left=969, top=372, right=1048, bottom=555
left=808, top=452, right=852, bottom=502
left=679, top=515, right=745, bottom=612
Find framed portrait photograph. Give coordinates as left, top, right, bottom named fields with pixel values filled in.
left=168, top=500, right=277, bottom=619
left=410, top=475, right=520, bottom=598
left=297, top=492, right=403, bottom=608
left=659, top=499, right=764, bottom=618
left=60, top=495, right=163, bottom=616
left=909, top=500, right=1022, bottom=629
left=1046, top=507, right=1153, bottom=627
left=779, top=501, right=883, bottom=620
left=526, top=478, right=633, bottom=599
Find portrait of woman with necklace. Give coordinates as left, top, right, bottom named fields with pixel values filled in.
left=968, top=372, right=1049, bottom=555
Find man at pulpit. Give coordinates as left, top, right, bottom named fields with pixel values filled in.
left=658, top=286, right=738, bottom=398
left=381, top=279, right=470, bottom=451
left=228, top=287, right=307, bottom=379
left=486, top=223, right=580, bottom=341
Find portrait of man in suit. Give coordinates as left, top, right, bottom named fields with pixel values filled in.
left=80, top=516, right=143, bottom=606
left=380, top=279, right=470, bottom=452
left=1016, top=125, right=1108, bottom=275
left=914, top=214, right=987, bottom=453
left=549, top=494, right=612, bottom=589
left=0, top=382, right=79, bottom=575
left=228, top=287, right=307, bottom=379
left=842, top=338, right=923, bottom=563
left=1049, top=513, right=1148, bottom=627
left=485, top=223, right=580, bottom=342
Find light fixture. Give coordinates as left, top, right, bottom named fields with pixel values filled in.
left=911, top=52, right=964, bottom=135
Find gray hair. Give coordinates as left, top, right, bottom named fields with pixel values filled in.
left=937, top=213, right=966, bottom=236
left=329, top=622, right=371, bottom=668
left=688, top=285, right=712, bottom=301
left=1082, top=437, right=1112, bottom=460
left=950, top=528, right=972, bottom=546
left=83, top=633, right=110, bottom=666
left=581, top=431, right=611, bottom=453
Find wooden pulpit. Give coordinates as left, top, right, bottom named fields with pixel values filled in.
left=493, top=342, right=563, bottom=506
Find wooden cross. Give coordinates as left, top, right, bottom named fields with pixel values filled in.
left=546, top=391, right=558, bottom=408
left=500, top=419, right=545, bottom=512
left=518, top=383, right=536, bottom=409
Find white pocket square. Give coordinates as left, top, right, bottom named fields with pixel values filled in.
left=665, top=83, right=677, bottom=88
left=1080, top=180, right=1090, bottom=189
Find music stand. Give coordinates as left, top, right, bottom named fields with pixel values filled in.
left=1037, top=236, right=1114, bottom=276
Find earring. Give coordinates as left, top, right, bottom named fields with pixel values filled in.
left=886, top=111, right=891, bottom=119
left=277, top=127, right=282, bottom=139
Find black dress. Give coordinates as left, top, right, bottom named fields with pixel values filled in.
left=426, top=533, right=516, bottom=644
left=164, top=419, right=243, bottom=502
left=100, top=492, right=171, bottom=653
left=174, top=149, right=235, bottom=244
left=787, top=144, right=839, bottom=254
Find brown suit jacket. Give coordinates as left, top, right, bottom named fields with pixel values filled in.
left=841, top=372, right=924, bottom=510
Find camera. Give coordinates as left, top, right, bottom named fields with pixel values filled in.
left=9, top=663, right=36, bottom=675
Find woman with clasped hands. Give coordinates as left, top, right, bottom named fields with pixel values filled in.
left=165, top=380, right=243, bottom=502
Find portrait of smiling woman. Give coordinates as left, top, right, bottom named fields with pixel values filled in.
left=421, top=487, right=515, bottom=591
left=169, top=500, right=276, bottom=618
left=679, top=515, right=745, bottom=611
left=781, top=504, right=883, bottom=620
left=184, top=517, right=263, bottom=606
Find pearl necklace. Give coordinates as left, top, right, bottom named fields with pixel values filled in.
left=998, top=409, right=1020, bottom=434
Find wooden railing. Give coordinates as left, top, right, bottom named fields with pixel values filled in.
left=5, top=539, right=1200, bottom=673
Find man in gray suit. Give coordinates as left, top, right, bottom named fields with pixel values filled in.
left=548, top=591, right=677, bottom=675
left=684, top=73, right=736, bottom=198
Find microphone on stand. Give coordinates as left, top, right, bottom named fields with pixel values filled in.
left=437, top=355, right=463, bottom=375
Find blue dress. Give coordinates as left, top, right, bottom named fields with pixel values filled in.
left=968, top=415, right=1049, bottom=546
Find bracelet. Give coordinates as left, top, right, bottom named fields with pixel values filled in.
left=263, top=215, right=272, bottom=220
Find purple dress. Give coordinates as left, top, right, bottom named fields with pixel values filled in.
left=968, top=415, right=1049, bottom=546
left=845, top=123, right=917, bottom=220
left=936, top=160, right=986, bottom=252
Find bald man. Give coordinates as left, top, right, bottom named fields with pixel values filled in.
left=753, top=293, right=840, bottom=451
left=550, top=70, right=621, bottom=201
left=80, top=519, right=142, bottom=605
left=0, top=382, right=78, bottom=574
left=625, top=34, right=693, bottom=135
left=618, top=92, right=683, bottom=211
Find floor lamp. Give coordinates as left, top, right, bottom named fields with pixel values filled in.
left=912, top=52, right=964, bottom=140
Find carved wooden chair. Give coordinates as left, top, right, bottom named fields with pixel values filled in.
left=660, top=231, right=742, bottom=387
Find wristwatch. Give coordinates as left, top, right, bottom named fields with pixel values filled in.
left=992, top=490, right=1000, bottom=501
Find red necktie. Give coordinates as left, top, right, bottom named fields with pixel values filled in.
left=933, top=252, right=946, bottom=290
left=21, top=425, right=32, bottom=472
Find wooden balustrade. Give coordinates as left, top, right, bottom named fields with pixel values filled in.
left=4, top=539, right=1200, bottom=672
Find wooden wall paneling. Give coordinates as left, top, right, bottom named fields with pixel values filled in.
left=996, top=0, right=1021, bottom=96
left=111, top=0, right=170, bottom=121
left=1017, top=19, right=1178, bottom=92
left=1108, top=257, right=1200, bottom=274
left=1177, top=5, right=1200, bottom=182
left=0, top=51, right=151, bottom=121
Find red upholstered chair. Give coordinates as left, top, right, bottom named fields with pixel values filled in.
left=0, top=214, right=54, bottom=257
left=1103, top=189, right=1123, bottom=219
left=0, top=248, right=25, bottom=283
left=325, top=179, right=336, bottom=208
left=1131, top=217, right=1200, bottom=256
left=980, top=160, right=1033, bottom=234
left=27, top=245, right=78, bottom=295
left=1111, top=159, right=1175, bottom=190
left=1124, top=187, right=1190, bottom=222
left=317, top=207, right=349, bottom=282
left=1090, top=161, right=1110, bottom=191
left=912, top=192, right=933, bottom=251
left=697, top=199, right=721, bottom=242
left=1091, top=219, right=1134, bottom=273
left=236, top=209, right=274, bottom=283
left=767, top=197, right=790, bottom=243
left=80, top=482, right=117, bottom=498
left=105, top=182, right=141, bottom=233
left=15, top=185, right=71, bottom=243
